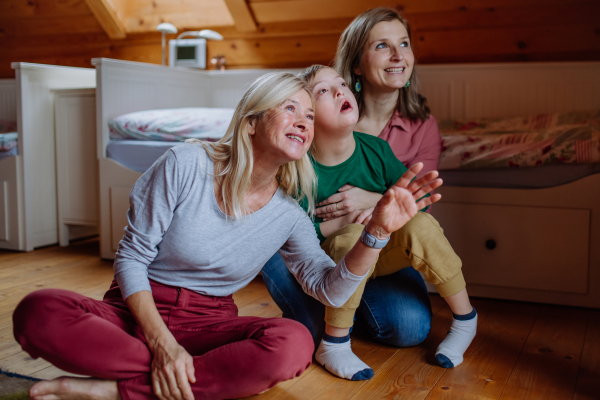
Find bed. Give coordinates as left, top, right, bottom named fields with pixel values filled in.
left=94, top=58, right=600, bottom=308
left=0, top=64, right=95, bottom=251
left=0, top=80, right=18, bottom=248
left=417, top=62, right=600, bottom=308
left=93, top=58, right=298, bottom=260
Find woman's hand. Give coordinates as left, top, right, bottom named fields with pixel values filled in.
left=149, top=332, right=196, bottom=400
left=393, top=162, right=443, bottom=202
left=315, top=186, right=382, bottom=221
left=366, top=166, right=443, bottom=238
left=125, top=291, right=195, bottom=400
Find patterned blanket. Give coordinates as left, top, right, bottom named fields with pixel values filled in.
left=438, top=110, right=600, bottom=170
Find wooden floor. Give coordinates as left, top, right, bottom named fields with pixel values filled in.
left=1, top=239, right=599, bottom=399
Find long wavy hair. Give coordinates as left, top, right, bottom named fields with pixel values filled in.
left=334, top=7, right=431, bottom=122
left=188, top=72, right=317, bottom=219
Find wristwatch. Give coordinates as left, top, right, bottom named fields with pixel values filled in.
left=360, top=228, right=390, bottom=249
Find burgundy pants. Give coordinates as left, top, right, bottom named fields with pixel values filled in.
left=13, top=280, right=314, bottom=400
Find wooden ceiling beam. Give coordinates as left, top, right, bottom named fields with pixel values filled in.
left=83, top=0, right=126, bottom=39
left=223, top=0, right=258, bottom=32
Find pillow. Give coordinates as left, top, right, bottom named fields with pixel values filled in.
left=0, top=132, right=18, bottom=151
left=109, top=108, right=235, bottom=142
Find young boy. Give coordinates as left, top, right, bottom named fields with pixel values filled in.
left=298, top=65, right=477, bottom=380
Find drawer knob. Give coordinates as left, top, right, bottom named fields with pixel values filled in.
left=485, top=240, right=496, bottom=250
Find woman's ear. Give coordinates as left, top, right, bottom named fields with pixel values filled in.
left=247, top=116, right=257, bottom=136
left=354, top=65, right=362, bottom=76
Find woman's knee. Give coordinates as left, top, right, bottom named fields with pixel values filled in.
left=13, top=289, right=81, bottom=348
left=263, top=319, right=314, bottom=376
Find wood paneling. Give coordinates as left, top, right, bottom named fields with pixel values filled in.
left=0, top=0, right=598, bottom=78
left=223, top=0, right=258, bottom=32
left=83, top=0, right=126, bottom=39
left=119, top=0, right=234, bottom=33
left=248, top=0, right=594, bottom=23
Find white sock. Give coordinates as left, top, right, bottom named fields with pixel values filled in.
left=315, top=334, right=374, bottom=381
left=435, top=308, right=477, bottom=368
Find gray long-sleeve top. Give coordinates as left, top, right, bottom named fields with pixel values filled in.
left=113, top=143, right=367, bottom=307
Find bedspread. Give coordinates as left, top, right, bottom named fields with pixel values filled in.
left=438, top=110, right=600, bottom=170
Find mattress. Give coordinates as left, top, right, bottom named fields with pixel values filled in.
left=107, top=140, right=600, bottom=189
left=107, top=140, right=184, bottom=173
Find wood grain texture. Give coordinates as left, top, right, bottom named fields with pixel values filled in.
left=223, top=0, right=258, bottom=32
left=424, top=300, right=540, bottom=400
left=82, top=0, right=127, bottom=39
left=499, top=306, right=590, bottom=400
left=248, top=0, right=595, bottom=23
left=0, top=239, right=598, bottom=399
left=1, top=0, right=599, bottom=78
left=574, top=310, right=600, bottom=400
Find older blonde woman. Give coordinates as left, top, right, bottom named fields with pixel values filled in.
left=13, top=72, right=432, bottom=400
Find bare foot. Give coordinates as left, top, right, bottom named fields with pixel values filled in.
left=29, top=377, right=121, bottom=400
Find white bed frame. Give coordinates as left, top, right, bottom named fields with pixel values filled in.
left=0, top=63, right=96, bottom=251
left=94, top=58, right=600, bottom=308
left=93, top=58, right=298, bottom=260
left=0, top=79, right=18, bottom=249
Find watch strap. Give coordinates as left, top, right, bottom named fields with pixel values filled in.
left=360, top=228, right=390, bottom=249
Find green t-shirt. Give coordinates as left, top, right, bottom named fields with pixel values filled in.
left=301, top=131, right=427, bottom=243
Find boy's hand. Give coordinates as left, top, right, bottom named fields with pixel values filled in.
left=353, top=207, right=374, bottom=225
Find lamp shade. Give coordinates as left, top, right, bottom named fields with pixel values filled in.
left=157, top=23, right=177, bottom=34
left=177, top=30, right=223, bottom=41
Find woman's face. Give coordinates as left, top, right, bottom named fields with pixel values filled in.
left=356, top=19, right=414, bottom=93
left=249, top=89, right=315, bottom=165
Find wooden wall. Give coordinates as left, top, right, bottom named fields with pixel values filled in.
left=1, top=0, right=599, bottom=79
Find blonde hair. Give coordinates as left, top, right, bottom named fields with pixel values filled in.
left=334, top=7, right=431, bottom=121
left=189, top=72, right=317, bottom=219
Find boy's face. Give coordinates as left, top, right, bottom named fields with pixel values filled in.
left=310, top=68, right=359, bottom=134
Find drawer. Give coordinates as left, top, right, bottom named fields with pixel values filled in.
left=431, top=203, right=590, bottom=294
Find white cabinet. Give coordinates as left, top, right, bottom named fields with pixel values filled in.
left=54, top=89, right=98, bottom=246
left=429, top=175, right=600, bottom=308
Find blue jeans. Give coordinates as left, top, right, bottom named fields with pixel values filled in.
left=261, top=253, right=432, bottom=349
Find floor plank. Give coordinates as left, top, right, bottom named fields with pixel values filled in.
left=1, top=239, right=598, bottom=400
left=499, top=306, right=590, bottom=400
left=348, top=298, right=454, bottom=400
left=425, top=299, right=540, bottom=400
left=574, top=310, right=600, bottom=400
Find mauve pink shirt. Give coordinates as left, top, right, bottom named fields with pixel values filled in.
left=378, top=110, right=442, bottom=176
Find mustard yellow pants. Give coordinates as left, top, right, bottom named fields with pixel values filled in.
left=322, top=212, right=465, bottom=329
